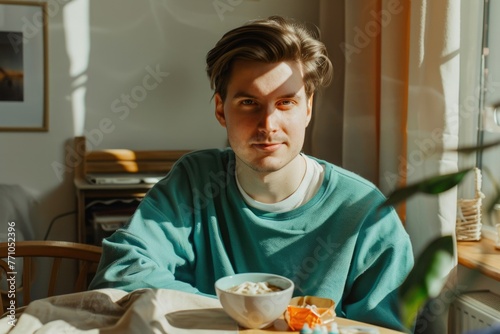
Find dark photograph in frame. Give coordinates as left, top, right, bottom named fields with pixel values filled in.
left=0, top=1, right=48, bottom=132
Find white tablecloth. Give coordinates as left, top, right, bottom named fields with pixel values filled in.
left=0, top=288, right=239, bottom=334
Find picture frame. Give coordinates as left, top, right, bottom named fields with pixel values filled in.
left=0, top=1, right=48, bottom=131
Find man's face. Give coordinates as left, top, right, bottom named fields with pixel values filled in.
left=215, top=60, right=313, bottom=174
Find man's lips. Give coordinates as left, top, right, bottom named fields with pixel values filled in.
left=252, top=143, right=282, bottom=152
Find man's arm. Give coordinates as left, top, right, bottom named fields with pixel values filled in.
left=89, top=228, right=200, bottom=294
left=89, top=164, right=201, bottom=294
left=342, top=206, right=414, bottom=331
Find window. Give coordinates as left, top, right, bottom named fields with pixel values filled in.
left=479, top=0, right=500, bottom=230
left=460, top=0, right=500, bottom=232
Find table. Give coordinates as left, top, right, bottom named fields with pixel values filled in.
left=243, top=317, right=404, bottom=333
left=457, top=238, right=500, bottom=282
left=0, top=288, right=404, bottom=333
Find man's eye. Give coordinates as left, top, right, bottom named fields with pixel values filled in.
left=241, top=99, right=255, bottom=105
left=279, top=100, right=295, bottom=107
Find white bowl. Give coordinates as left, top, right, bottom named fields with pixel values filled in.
left=215, top=273, right=294, bottom=329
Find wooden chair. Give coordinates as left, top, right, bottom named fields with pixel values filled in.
left=0, top=240, right=102, bottom=313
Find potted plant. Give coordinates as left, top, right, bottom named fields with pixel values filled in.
left=381, top=102, right=500, bottom=332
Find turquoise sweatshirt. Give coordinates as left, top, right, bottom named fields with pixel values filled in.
left=90, top=148, right=414, bottom=330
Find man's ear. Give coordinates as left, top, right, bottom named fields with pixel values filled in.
left=306, top=93, right=314, bottom=126
left=214, top=93, right=227, bottom=127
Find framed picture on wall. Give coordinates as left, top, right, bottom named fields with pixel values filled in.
left=0, top=1, right=48, bottom=131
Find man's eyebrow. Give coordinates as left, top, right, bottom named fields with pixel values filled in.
left=232, top=91, right=257, bottom=99
left=278, top=92, right=302, bottom=99
left=231, top=92, right=302, bottom=99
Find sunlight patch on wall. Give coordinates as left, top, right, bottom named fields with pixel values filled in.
left=63, top=0, right=90, bottom=136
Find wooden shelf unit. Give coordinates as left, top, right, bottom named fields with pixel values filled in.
left=73, top=136, right=190, bottom=244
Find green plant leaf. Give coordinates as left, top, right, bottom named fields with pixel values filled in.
left=382, top=169, right=473, bottom=208
left=455, top=139, right=500, bottom=155
left=399, top=235, right=454, bottom=330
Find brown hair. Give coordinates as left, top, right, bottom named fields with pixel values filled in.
left=206, top=16, right=333, bottom=100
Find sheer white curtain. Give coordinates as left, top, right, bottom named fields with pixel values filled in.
left=313, top=0, right=460, bottom=259
left=405, top=0, right=460, bottom=258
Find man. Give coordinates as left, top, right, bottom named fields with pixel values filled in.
left=90, top=16, right=414, bottom=331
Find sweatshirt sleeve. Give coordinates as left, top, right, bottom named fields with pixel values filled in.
left=89, top=160, right=201, bottom=294
left=342, top=205, right=414, bottom=331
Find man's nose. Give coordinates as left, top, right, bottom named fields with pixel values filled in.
left=258, top=106, right=279, bottom=133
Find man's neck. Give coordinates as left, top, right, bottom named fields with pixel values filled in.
left=235, top=154, right=306, bottom=204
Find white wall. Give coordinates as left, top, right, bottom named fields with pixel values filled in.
left=0, top=0, right=320, bottom=241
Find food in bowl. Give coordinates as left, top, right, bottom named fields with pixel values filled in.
left=215, top=273, right=294, bottom=329
left=226, top=281, right=283, bottom=295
